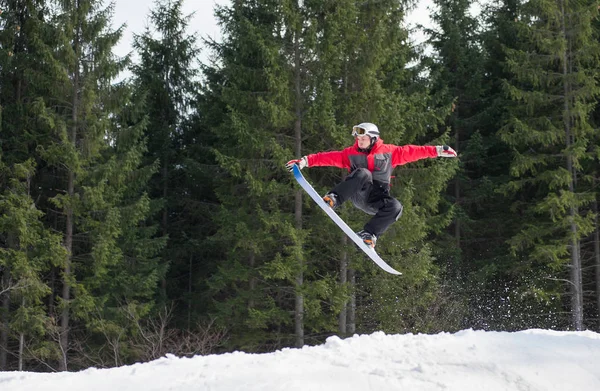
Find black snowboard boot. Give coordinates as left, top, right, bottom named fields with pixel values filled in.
left=323, top=193, right=340, bottom=210
left=357, top=230, right=377, bottom=249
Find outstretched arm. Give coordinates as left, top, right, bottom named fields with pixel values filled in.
left=392, top=145, right=457, bottom=166
left=305, top=150, right=348, bottom=168
left=286, top=150, right=349, bottom=171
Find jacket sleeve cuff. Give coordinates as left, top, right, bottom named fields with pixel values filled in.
left=304, top=154, right=312, bottom=167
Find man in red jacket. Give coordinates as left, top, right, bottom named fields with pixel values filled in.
left=286, top=122, right=457, bottom=248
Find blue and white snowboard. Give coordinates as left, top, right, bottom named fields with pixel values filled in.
left=291, top=165, right=401, bottom=275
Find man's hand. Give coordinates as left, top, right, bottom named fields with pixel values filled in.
left=436, top=145, right=457, bottom=158
left=286, top=156, right=308, bottom=172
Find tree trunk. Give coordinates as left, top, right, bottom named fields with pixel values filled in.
left=248, top=253, right=256, bottom=310
left=60, top=114, right=75, bottom=371
left=161, top=162, right=168, bottom=298
left=560, top=1, right=583, bottom=330
left=593, top=183, right=600, bottom=331
left=568, top=221, right=583, bottom=330
left=0, top=266, right=10, bottom=370
left=18, top=297, right=25, bottom=371
left=337, top=171, right=351, bottom=336
left=188, top=254, right=193, bottom=330
left=48, top=194, right=58, bottom=317
left=453, top=111, right=461, bottom=250
left=294, top=185, right=304, bottom=348
left=338, top=239, right=348, bottom=336
left=347, top=267, right=356, bottom=334
left=1, top=236, right=19, bottom=370
left=293, top=12, right=304, bottom=348
left=60, top=6, right=81, bottom=369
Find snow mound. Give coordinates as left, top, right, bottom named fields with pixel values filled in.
left=2, top=329, right=600, bottom=391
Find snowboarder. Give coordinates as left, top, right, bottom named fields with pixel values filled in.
left=286, top=122, right=457, bottom=249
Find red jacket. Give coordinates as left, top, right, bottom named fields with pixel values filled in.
left=306, top=139, right=437, bottom=185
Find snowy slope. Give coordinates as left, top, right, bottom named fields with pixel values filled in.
left=1, top=329, right=600, bottom=391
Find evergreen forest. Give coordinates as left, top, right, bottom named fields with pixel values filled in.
left=1, top=0, right=600, bottom=371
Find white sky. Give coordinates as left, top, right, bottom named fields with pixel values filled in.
left=2, top=329, right=600, bottom=390
left=112, top=0, right=231, bottom=64
left=111, top=0, right=435, bottom=65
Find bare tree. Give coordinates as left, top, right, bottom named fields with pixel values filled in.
left=126, top=304, right=227, bottom=362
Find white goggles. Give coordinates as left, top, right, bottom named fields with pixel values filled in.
left=352, top=126, right=369, bottom=137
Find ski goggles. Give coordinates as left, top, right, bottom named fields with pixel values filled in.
left=352, top=126, right=369, bottom=137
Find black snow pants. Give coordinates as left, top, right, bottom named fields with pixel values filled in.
left=330, top=168, right=403, bottom=237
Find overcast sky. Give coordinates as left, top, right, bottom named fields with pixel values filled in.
left=112, top=0, right=230, bottom=64
left=110, top=0, right=439, bottom=73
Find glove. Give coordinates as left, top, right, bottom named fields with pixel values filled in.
left=286, top=156, right=308, bottom=172
left=436, top=145, right=457, bottom=158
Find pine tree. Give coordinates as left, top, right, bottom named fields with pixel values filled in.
left=34, top=0, right=152, bottom=369
left=425, top=0, right=523, bottom=330
left=0, top=160, right=66, bottom=371
left=584, top=10, right=600, bottom=331
left=130, top=0, right=200, bottom=312
left=0, top=0, right=69, bottom=370
left=74, top=82, right=168, bottom=368
left=426, top=0, right=485, bottom=257
left=459, top=0, right=546, bottom=331
left=500, top=0, right=600, bottom=330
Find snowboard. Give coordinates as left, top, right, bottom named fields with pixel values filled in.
left=291, top=165, right=401, bottom=275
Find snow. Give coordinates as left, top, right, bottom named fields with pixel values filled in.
left=2, top=329, right=600, bottom=391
